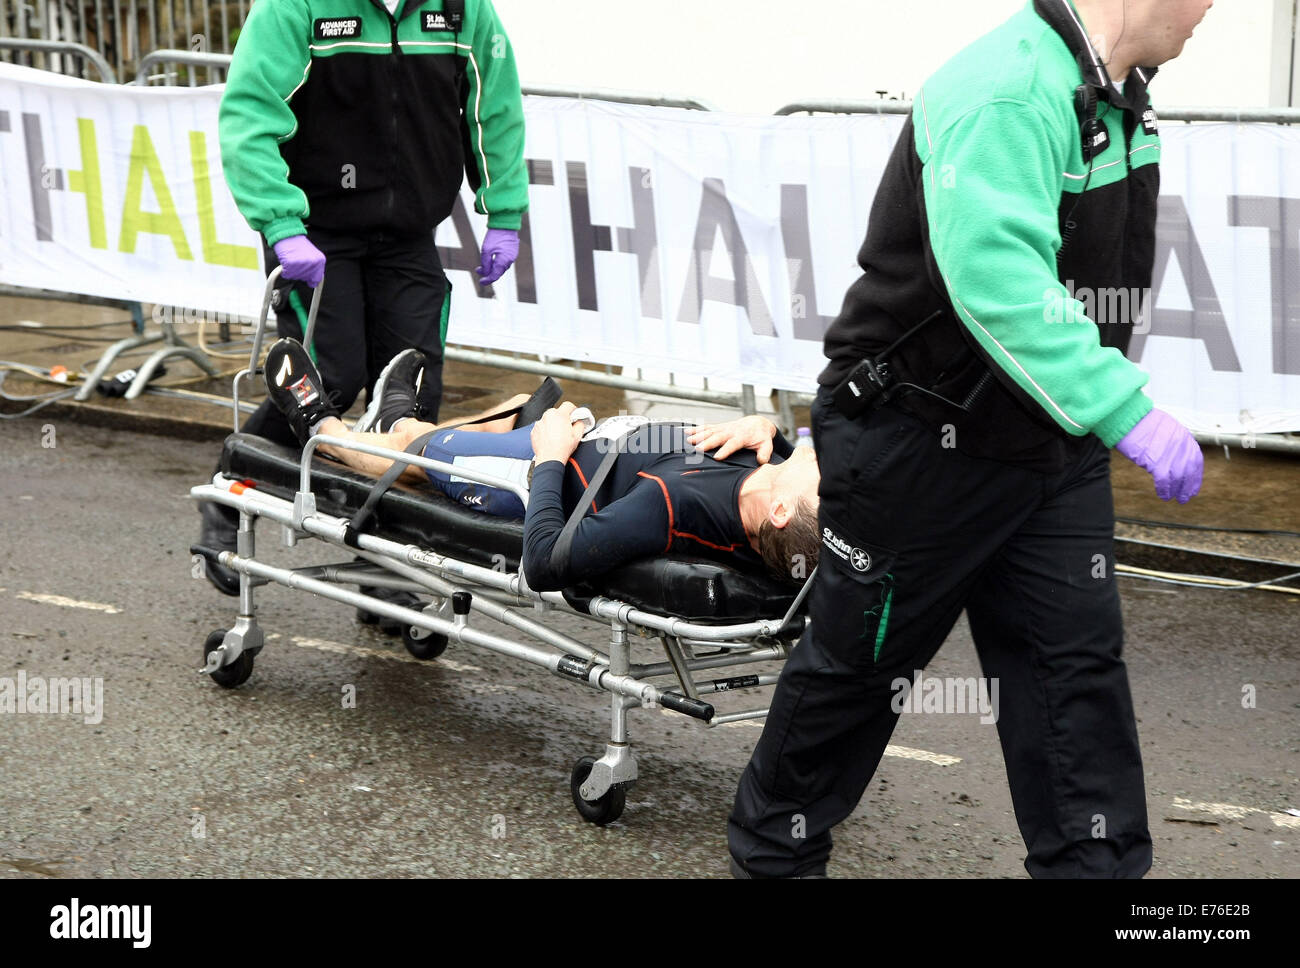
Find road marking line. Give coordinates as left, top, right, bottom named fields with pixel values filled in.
left=885, top=744, right=962, bottom=767
left=1172, top=797, right=1300, bottom=829
left=15, top=591, right=120, bottom=614
left=288, top=635, right=489, bottom=676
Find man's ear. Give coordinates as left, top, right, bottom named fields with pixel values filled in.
left=768, top=496, right=793, bottom=530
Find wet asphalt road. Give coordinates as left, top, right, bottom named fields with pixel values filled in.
left=0, top=416, right=1297, bottom=879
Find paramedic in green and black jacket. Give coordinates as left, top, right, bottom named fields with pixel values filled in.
left=198, top=0, right=528, bottom=607
left=729, top=0, right=1211, bottom=878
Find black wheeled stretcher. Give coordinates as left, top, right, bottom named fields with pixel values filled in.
left=190, top=270, right=811, bottom=825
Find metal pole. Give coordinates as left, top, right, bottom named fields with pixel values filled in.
left=147, top=0, right=159, bottom=63
left=522, top=84, right=719, bottom=112
left=444, top=345, right=750, bottom=408
left=126, top=0, right=137, bottom=80
left=88, top=3, right=101, bottom=76
left=43, top=0, right=54, bottom=72
left=220, top=0, right=230, bottom=68
left=777, top=388, right=796, bottom=438
left=773, top=98, right=1300, bottom=125
left=1194, top=432, right=1300, bottom=456
left=112, top=0, right=123, bottom=86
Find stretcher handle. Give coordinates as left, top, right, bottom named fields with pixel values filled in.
left=659, top=692, right=715, bottom=722
left=247, top=265, right=326, bottom=375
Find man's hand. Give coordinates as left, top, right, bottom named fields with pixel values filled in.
left=477, top=228, right=520, bottom=286
left=1115, top=408, right=1204, bottom=504
left=530, top=402, right=584, bottom=465
left=272, top=235, right=326, bottom=287
left=688, top=415, right=778, bottom=463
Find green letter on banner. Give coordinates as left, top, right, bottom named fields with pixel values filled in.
left=118, top=124, right=193, bottom=259
left=189, top=130, right=257, bottom=269
left=65, top=118, right=107, bottom=249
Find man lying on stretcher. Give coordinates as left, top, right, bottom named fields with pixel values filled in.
left=264, top=338, right=821, bottom=591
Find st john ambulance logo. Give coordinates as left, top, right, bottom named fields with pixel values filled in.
left=314, top=17, right=361, bottom=40
left=422, top=11, right=451, bottom=31
left=823, top=525, right=871, bottom=573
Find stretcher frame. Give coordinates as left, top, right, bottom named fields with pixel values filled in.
left=190, top=269, right=811, bottom=824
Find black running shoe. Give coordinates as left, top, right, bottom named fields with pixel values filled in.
left=371, top=348, right=428, bottom=433
left=263, top=338, right=340, bottom=445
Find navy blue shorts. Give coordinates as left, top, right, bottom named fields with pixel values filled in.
left=421, top=424, right=535, bottom=518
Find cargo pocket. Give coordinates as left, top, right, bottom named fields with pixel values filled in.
left=816, top=509, right=899, bottom=667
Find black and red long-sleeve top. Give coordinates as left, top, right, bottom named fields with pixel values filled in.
left=521, top=423, right=793, bottom=591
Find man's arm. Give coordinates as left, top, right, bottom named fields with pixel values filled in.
left=917, top=95, right=1153, bottom=446
left=521, top=466, right=670, bottom=592
left=461, top=0, right=528, bottom=230
left=687, top=415, right=792, bottom=463
left=218, top=0, right=313, bottom=246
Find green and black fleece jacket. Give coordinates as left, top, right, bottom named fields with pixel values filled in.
left=219, top=0, right=528, bottom=246
left=822, top=0, right=1162, bottom=466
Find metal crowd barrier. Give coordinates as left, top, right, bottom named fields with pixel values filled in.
left=133, top=47, right=230, bottom=85
left=775, top=99, right=1300, bottom=124
left=0, top=0, right=247, bottom=87
left=0, top=36, right=117, bottom=82
left=523, top=84, right=719, bottom=112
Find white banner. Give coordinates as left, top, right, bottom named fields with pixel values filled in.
left=1, top=62, right=1298, bottom=435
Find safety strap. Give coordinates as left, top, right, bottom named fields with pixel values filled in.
left=342, top=400, right=530, bottom=547
left=548, top=431, right=630, bottom=575
left=549, top=420, right=690, bottom=577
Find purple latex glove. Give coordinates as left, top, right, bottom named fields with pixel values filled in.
left=1115, top=408, right=1204, bottom=504
left=273, top=235, right=326, bottom=288
left=476, top=228, right=520, bottom=286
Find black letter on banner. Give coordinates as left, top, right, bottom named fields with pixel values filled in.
left=677, top=178, right=775, bottom=336
left=1130, top=195, right=1240, bottom=372
left=509, top=159, right=554, bottom=305
left=566, top=162, right=661, bottom=317
left=781, top=184, right=836, bottom=341
left=437, top=163, right=552, bottom=302
left=22, top=113, right=54, bottom=241
left=1229, top=195, right=1300, bottom=376
left=437, top=195, right=493, bottom=297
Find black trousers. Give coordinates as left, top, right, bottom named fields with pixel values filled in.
left=241, top=226, right=451, bottom=448
left=728, top=389, right=1152, bottom=878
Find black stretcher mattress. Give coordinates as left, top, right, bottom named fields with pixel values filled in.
left=221, top=433, right=803, bottom=626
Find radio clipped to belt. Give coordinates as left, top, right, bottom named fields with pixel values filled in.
left=832, top=308, right=996, bottom=420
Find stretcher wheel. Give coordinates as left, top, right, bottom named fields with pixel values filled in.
left=570, top=756, right=626, bottom=826
left=401, top=624, right=449, bottom=660
left=204, top=629, right=254, bottom=689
